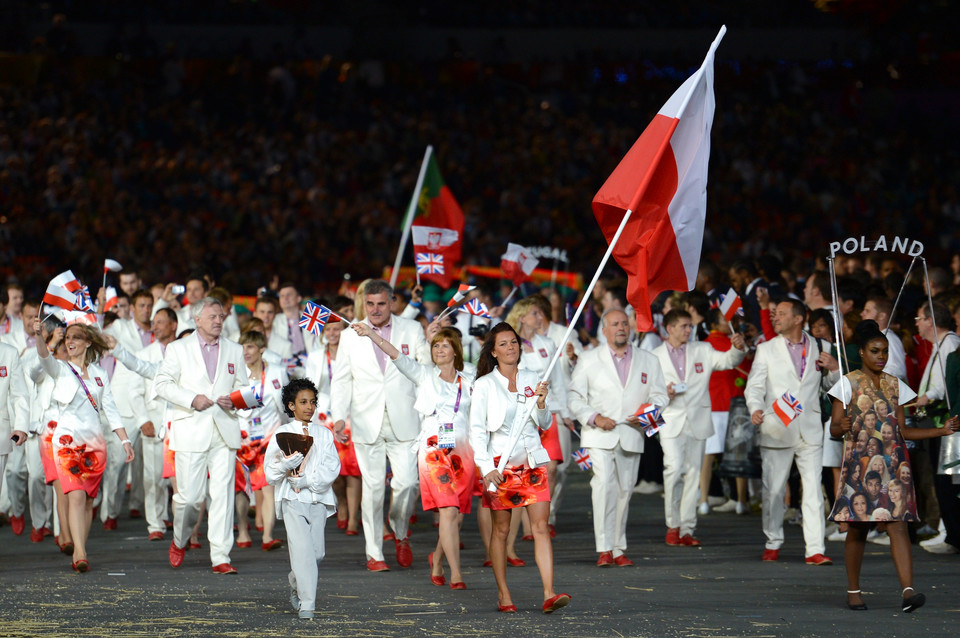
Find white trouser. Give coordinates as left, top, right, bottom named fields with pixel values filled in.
left=761, top=442, right=825, bottom=557
left=128, top=434, right=145, bottom=511
left=282, top=499, right=328, bottom=612
left=142, top=434, right=168, bottom=534
left=0, top=455, right=6, bottom=504
left=102, top=416, right=141, bottom=521
left=661, top=433, right=706, bottom=536
left=589, top=444, right=641, bottom=555
left=352, top=410, right=418, bottom=561
left=173, top=429, right=235, bottom=565
left=24, top=435, right=53, bottom=529
left=1, top=442, right=26, bottom=516
left=549, top=423, right=572, bottom=526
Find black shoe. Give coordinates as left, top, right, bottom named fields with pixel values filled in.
left=902, top=590, right=925, bottom=613
left=847, top=590, right=867, bottom=611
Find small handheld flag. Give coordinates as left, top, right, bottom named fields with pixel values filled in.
left=43, top=283, right=78, bottom=312
left=299, top=302, right=347, bottom=336
left=75, top=285, right=94, bottom=312
left=104, top=259, right=123, bottom=273
left=230, top=386, right=263, bottom=410
left=501, top=243, right=539, bottom=286
left=447, top=283, right=477, bottom=308
left=62, top=311, right=98, bottom=328
left=718, top=287, right=743, bottom=322
left=102, top=287, right=119, bottom=313
left=415, top=252, right=445, bottom=276
left=634, top=403, right=665, bottom=437
left=458, top=298, right=491, bottom=319
left=50, top=271, right=82, bottom=293
left=572, top=447, right=592, bottom=471
left=772, top=392, right=803, bottom=427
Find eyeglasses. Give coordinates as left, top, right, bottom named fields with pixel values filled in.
left=915, top=316, right=929, bottom=322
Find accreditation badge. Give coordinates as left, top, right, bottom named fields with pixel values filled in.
left=437, top=423, right=455, bottom=449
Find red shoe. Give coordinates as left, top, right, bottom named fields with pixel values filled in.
left=680, top=535, right=702, bottom=547
left=30, top=528, right=45, bottom=543
left=72, top=559, right=90, bottom=573
left=549, top=524, right=557, bottom=538
left=212, top=563, right=238, bottom=575
left=103, top=517, right=118, bottom=531
left=168, top=541, right=186, bottom=568
left=189, top=540, right=202, bottom=550
left=336, top=519, right=348, bottom=530
left=255, top=526, right=264, bottom=532
left=805, top=553, right=833, bottom=566
left=262, top=539, right=283, bottom=552
left=506, top=556, right=526, bottom=567
left=498, top=603, right=517, bottom=613
left=614, top=555, right=635, bottom=567
left=148, top=531, right=165, bottom=541
left=482, top=560, right=492, bottom=567
left=129, top=509, right=142, bottom=519
left=345, top=529, right=359, bottom=536
left=366, top=559, right=390, bottom=572
left=450, top=581, right=467, bottom=590
left=542, top=593, right=571, bottom=614
left=430, top=574, right=446, bottom=586
left=395, top=538, right=413, bottom=568
left=596, top=551, right=614, bottom=567
left=163, top=519, right=173, bottom=530
left=409, top=514, right=418, bottom=525
left=41, top=527, right=53, bottom=538
left=665, top=528, right=681, bottom=546
left=383, top=532, right=396, bottom=541
left=236, top=541, right=252, bottom=548
left=521, top=534, right=534, bottom=541
left=761, top=549, right=780, bottom=562
left=10, top=515, right=25, bottom=536
left=60, top=541, right=74, bottom=555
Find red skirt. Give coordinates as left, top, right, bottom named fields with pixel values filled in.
left=39, top=421, right=58, bottom=484
left=54, top=434, right=107, bottom=499
left=539, top=413, right=563, bottom=462
left=324, top=419, right=361, bottom=477
left=481, top=456, right=551, bottom=511
left=418, top=436, right=475, bottom=514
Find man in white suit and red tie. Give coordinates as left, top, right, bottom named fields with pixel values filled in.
left=154, top=297, right=248, bottom=574
left=746, top=298, right=838, bottom=565
left=331, top=280, right=428, bottom=572
left=653, top=309, right=746, bottom=547
left=568, top=309, right=669, bottom=567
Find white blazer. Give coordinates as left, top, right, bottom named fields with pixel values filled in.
left=745, top=333, right=838, bottom=449
left=0, top=342, right=29, bottom=454
left=469, top=368, right=550, bottom=476
left=108, top=341, right=172, bottom=438
left=40, top=356, right=123, bottom=441
left=568, top=344, right=668, bottom=453
left=238, top=361, right=289, bottom=442
left=652, top=341, right=746, bottom=440
left=392, top=353, right=474, bottom=448
left=105, top=318, right=151, bottom=426
left=153, top=332, right=248, bottom=452
left=272, top=313, right=322, bottom=355
left=1, top=316, right=26, bottom=354
left=518, top=333, right=570, bottom=418
left=329, top=315, right=428, bottom=445
left=263, top=421, right=340, bottom=520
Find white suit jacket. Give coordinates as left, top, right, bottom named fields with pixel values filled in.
left=272, top=313, right=322, bottom=355
left=652, top=341, right=746, bottom=440
left=110, top=341, right=171, bottom=437
left=1, top=317, right=26, bottom=354
left=153, top=332, right=248, bottom=452
left=568, top=344, right=668, bottom=453
left=0, top=342, right=29, bottom=455
left=105, top=318, right=151, bottom=426
left=329, top=315, right=428, bottom=445
left=745, top=333, right=838, bottom=449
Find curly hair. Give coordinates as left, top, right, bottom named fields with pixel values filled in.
left=281, top=378, right=318, bottom=418
left=66, top=324, right=111, bottom=365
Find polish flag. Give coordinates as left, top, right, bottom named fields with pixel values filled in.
left=591, top=26, right=725, bottom=332
left=718, top=287, right=743, bottom=322
left=43, top=283, right=79, bottom=311
left=230, top=386, right=263, bottom=410
left=500, top=243, right=539, bottom=286
left=772, top=392, right=803, bottom=427
left=62, top=311, right=98, bottom=327
left=102, top=286, right=119, bottom=312
left=446, top=283, right=477, bottom=308
left=50, top=270, right=82, bottom=293
left=104, top=259, right=123, bottom=273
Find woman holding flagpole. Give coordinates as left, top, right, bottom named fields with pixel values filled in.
left=34, top=317, right=134, bottom=572
left=351, top=318, right=475, bottom=589
left=235, top=330, right=288, bottom=551
left=469, top=322, right=570, bottom=613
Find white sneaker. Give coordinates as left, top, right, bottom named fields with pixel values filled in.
left=713, top=500, right=738, bottom=513
left=866, top=530, right=890, bottom=546
left=920, top=531, right=947, bottom=548
left=824, top=523, right=839, bottom=537
left=707, top=495, right=726, bottom=506
left=826, top=529, right=847, bottom=542
left=698, top=502, right=710, bottom=516
left=916, top=524, right=938, bottom=537
left=736, top=501, right=749, bottom=515
left=922, top=541, right=959, bottom=555
left=633, top=480, right=663, bottom=495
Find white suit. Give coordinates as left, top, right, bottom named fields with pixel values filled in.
left=745, top=333, right=838, bottom=557
left=653, top=341, right=745, bottom=536
left=329, top=315, right=427, bottom=561
left=154, top=332, right=248, bottom=565
left=568, top=345, right=668, bottom=555
left=0, top=342, right=29, bottom=501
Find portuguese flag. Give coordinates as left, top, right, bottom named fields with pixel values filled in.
left=408, top=152, right=465, bottom=288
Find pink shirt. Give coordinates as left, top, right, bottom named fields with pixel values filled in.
left=287, top=316, right=305, bottom=354
left=610, top=346, right=632, bottom=387
left=666, top=342, right=687, bottom=381
left=198, top=333, right=220, bottom=382
left=371, top=320, right=392, bottom=374
left=137, top=324, right=154, bottom=348
left=784, top=334, right=807, bottom=379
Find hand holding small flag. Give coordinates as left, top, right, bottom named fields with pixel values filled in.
left=298, top=301, right=350, bottom=337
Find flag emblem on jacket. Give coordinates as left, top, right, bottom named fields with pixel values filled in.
left=572, top=448, right=592, bottom=471
left=415, top=252, right=445, bottom=275
left=772, top=392, right=803, bottom=427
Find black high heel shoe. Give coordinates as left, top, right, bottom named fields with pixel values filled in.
left=902, top=587, right=925, bottom=613
left=847, top=590, right=867, bottom=611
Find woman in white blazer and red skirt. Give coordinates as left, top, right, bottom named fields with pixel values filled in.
left=469, top=322, right=570, bottom=614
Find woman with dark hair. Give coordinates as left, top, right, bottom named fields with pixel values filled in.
left=828, top=320, right=958, bottom=613
left=351, top=319, right=475, bottom=590
left=34, top=318, right=135, bottom=572
left=469, top=322, right=569, bottom=614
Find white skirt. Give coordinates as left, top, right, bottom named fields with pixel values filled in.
left=821, top=418, right=842, bottom=467
left=705, top=411, right=728, bottom=455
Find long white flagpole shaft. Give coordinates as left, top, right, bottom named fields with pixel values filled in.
left=389, top=146, right=433, bottom=289
left=826, top=259, right=847, bottom=409
left=501, top=285, right=519, bottom=307
left=921, top=257, right=950, bottom=411
left=886, top=255, right=916, bottom=335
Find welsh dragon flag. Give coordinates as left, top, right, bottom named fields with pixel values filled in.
left=409, top=154, right=465, bottom=288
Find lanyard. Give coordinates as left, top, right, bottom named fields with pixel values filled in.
left=452, top=377, right=463, bottom=414
left=325, top=348, right=333, bottom=384
left=1, top=316, right=8, bottom=335
left=259, top=364, right=266, bottom=404
left=68, top=363, right=99, bottom=412
left=799, top=335, right=807, bottom=379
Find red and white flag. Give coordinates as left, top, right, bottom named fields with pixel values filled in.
left=103, top=259, right=123, bottom=273
left=230, top=386, right=263, bottom=410
left=43, top=283, right=79, bottom=311
left=62, top=311, right=98, bottom=327
left=500, top=243, right=539, bottom=286
left=50, top=270, right=82, bottom=293
left=591, top=27, right=725, bottom=332
left=446, top=283, right=477, bottom=308
left=772, top=391, right=803, bottom=427
left=718, top=287, right=743, bottom=322
left=102, top=286, right=119, bottom=313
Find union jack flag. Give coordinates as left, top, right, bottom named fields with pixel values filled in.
left=572, top=447, right=592, bottom=471
left=458, top=298, right=491, bottom=319
left=772, top=391, right=803, bottom=427
left=299, top=301, right=342, bottom=336
left=416, top=252, right=445, bottom=275
left=634, top=403, right=665, bottom=437
left=75, top=285, right=94, bottom=312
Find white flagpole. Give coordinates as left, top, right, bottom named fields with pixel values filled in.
left=826, top=258, right=848, bottom=409
left=921, top=257, right=950, bottom=411
left=390, top=146, right=433, bottom=289
left=500, top=285, right=519, bottom=307
left=886, top=255, right=916, bottom=338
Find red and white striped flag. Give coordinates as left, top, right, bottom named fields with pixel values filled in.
left=446, top=283, right=476, bottom=308
left=718, top=287, right=743, bottom=322
left=591, top=27, right=725, bottom=332
left=62, top=311, right=98, bottom=327
left=102, top=286, right=119, bottom=312
left=230, top=386, right=263, bottom=410
left=103, top=259, right=123, bottom=273
left=500, top=243, right=538, bottom=286
left=50, top=270, right=82, bottom=293
left=43, top=283, right=79, bottom=311
left=772, top=391, right=803, bottom=427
